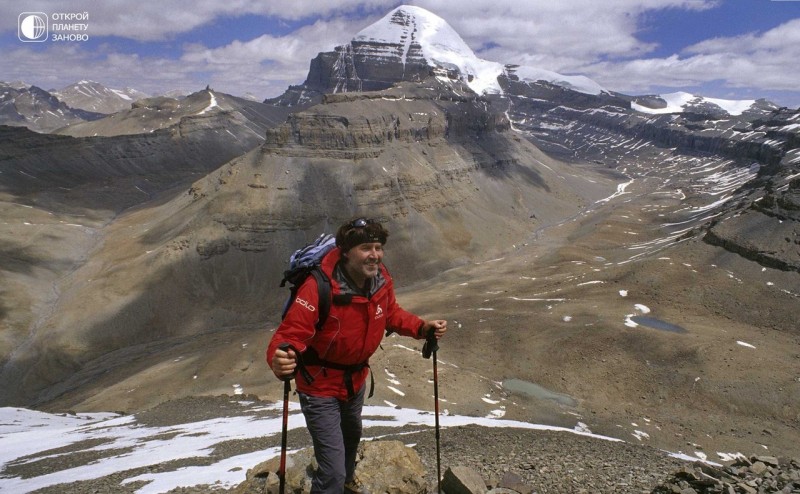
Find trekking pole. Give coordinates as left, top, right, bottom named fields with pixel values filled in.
left=422, top=330, right=442, bottom=494
left=278, top=344, right=294, bottom=494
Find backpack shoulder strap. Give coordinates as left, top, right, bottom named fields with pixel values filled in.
left=310, top=268, right=331, bottom=331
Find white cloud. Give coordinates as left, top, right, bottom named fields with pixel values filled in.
left=411, top=0, right=719, bottom=63
left=0, top=45, right=198, bottom=95
left=181, top=18, right=360, bottom=68
left=0, top=0, right=394, bottom=41
left=0, top=9, right=376, bottom=98
left=178, top=16, right=373, bottom=98
left=580, top=18, right=800, bottom=96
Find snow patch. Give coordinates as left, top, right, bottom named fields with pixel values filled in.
left=512, top=65, right=605, bottom=96
left=632, top=92, right=756, bottom=116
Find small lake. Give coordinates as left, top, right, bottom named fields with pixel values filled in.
left=502, top=378, right=577, bottom=407
left=631, top=316, right=687, bottom=333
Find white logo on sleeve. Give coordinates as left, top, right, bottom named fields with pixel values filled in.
left=295, top=297, right=316, bottom=312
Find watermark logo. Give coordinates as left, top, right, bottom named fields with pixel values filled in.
left=17, top=11, right=89, bottom=43
left=18, top=12, right=48, bottom=42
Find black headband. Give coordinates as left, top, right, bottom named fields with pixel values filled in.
left=338, top=218, right=387, bottom=251
left=342, top=230, right=383, bottom=248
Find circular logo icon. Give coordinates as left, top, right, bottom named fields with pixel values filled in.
left=19, top=13, right=48, bottom=42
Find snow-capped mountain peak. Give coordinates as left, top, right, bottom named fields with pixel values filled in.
left=352, top=5, right=607, bottom=97
left=354, top=5, right=504, bottom=94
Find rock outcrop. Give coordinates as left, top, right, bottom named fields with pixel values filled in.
left=263, top=81, right=506, bottom=159
left=699, top=108, right=800, bottom=273
left=234, top=441, right=428, bottom=494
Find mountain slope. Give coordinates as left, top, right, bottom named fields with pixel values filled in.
left=501, top=77, right=800, bottom=273
left=0, top=83, right=104, bottom=132
left=0, top=91, right=294, bottom=406
left=52, top=80, right=149, bottom=114
left=55, top=89, right=290, bottom=138
left=2, top=78, right=618, bottom=409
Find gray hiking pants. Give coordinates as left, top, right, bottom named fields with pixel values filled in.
left=298, top=386, right=365, bottom=494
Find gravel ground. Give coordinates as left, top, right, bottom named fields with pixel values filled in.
left=21, top=395, right=689, bottom=494
left=389, top=425, right=686, bottom=494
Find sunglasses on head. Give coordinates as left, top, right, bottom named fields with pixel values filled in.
left=349, top=218, right=377, bottom=228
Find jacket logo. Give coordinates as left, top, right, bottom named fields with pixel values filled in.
left=295, top=297, right=316, bottom=312
left=375, top=304, right=384, bottom=319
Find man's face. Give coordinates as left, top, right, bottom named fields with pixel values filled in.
left=343, top=242, right=384, bottom=283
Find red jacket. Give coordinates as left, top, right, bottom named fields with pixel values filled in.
left=267, top=247, right=426, bottom=400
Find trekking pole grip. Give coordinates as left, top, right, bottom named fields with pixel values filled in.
left=278, top=343, right=297, bottom=382
left=422, top=327, right=439, bottom=359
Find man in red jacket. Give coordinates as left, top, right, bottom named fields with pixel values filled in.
left=267, top=218, right=447, bottom=494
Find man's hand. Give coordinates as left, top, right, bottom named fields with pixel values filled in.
left=271, top=346, right=297, bottom=380
left=423, top=319, right=448, bottom=339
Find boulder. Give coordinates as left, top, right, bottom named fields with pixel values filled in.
left=352, top=440, right=428, bottom=494
left=233, top=440, right=427, bottom=494
left=441, top=465, right=487, bottom=494
left=497, top=471, right=532, bottom=494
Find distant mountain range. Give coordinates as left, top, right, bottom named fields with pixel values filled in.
left=52, top=80, right=150, bottom=115
left=0, top=6, right=791, bottom=135
left=0, top=82, right=104, bottom=132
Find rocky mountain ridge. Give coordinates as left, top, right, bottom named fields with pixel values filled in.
left=55, top=89, right=291, bottom=138
left=0, top=82, right=104, bottom=132
left=52, top=80, right=149, bottom=115
left=501, top=78, right=800, bottom=273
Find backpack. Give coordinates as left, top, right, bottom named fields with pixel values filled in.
left=280, top=233, right=337, bottom=330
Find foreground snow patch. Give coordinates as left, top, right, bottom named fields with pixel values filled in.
left=0, top=402, right=621, bottom=493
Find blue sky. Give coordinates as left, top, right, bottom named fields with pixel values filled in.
left=1, top=0, right=799, bottom=107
